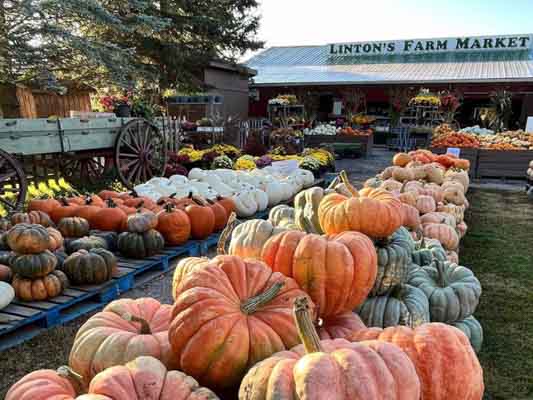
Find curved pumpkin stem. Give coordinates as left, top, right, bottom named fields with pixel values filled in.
left=164, top=203, right=175, bottom=213
left=294, top=296, right=323, bottom=354
left=217, top=212, right=239, bottom=255
left=339, top=170, right=358, bottom=197
left=241, top=281, right=284, bottom=314
left=122, top=313, right=152, bottom=334
left=57, top=366, right=85, bottom=394
left=434, top=260, right=449, bottom=287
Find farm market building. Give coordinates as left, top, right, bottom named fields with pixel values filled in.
left=246, top=34, right=533, bottom=128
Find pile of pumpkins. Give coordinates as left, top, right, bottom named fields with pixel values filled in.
left=6, top=165, right=485, bottom=400
left=527, top=160, right=533, bottom=200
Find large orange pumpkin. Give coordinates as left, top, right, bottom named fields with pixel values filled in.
left=393, top=152, right=412, bottom=167
left=69, top=297, right=173, bottom=386
left=156, top=204, right=191, bottom=246
left=239, top=297, right=420, bottom=400
left=91, top=200, right=127, bottom=232
left=169, top=255, right=313, bottom=388
left=28, top=198, right=62, bottom=215
left=317, top=311, right=366, bottom=340
left=183, top=198, right=215, bottom=240
left=318, top=173, right=403, bottom=239
left=261, top=230, right=377, bottom=318
left=350, top=324, right=484, bottom=400
left=49, top=199, right=80, bottom=224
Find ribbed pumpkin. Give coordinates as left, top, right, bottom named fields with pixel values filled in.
left=117, top=229, right=165, bottom=259
left=58, top=217, right=90, bottom=238
left=126, top=209, right=158, bottom=233
left=61, top=248, right=116, bottom=284
left=12, top=270, right=68, bottom=301
left=401, top=203, right=421, bottom=231
left=11, top=250, right=57, bottom=278
left=69, top=297, right=174, bottom=386
left=408, top=260, right=481, bottom=323
left=317, top=311, right=366, bottom=340
left=7, top=224, right=51, bottom=254
left=318, top=174, right=403, bottom=239
left=437, top=202, right=465, bottom=223
left=169, top=255, right=313, bottom=388
left=0, top=264, right=12, bottom=282
left=294, top=186, right=324, bottom=233
left=261, top=230, right=377, bottom=318
left=423, top=223, right=459, bottom=250
left=350, top=323, right=484, bottom=400
left=123, top=194, right=158, bottom=210
left=91, top=199, right=127, bottom=232
left=403, top=180, right=424, bottom=194
left=239, top=297, right=421, bottom=400
left=451, top=316, right=483, bottom=353
left=206, top=198, right=229, bottom=231
left=49, top=199, right=80, bottom=224
left=268, top=204, right=295, bottom=226
left=28, top=197, right=62, bottom=215
left=393, top=152, right=412, bottom=167
left=46, top=227, right=64, bottom=252
left=420, top=211, right=456, bottom=228
left=372, top=227, right=414, bottom=296
left=357, top=283, right=430, bottom=328
left=398, top=190, right=417, bottom=207
left=415, top=195, right=436, bottom=214
left=392, top=166, right=415, bottom=182
left=183, top=197, right=215, bottom=240
left=11, top=210, right=54, bottom=227
left=156, top=204, right=191, bottom=246
left=65, top=235, right=108, bottom=254
left=456, top=220, right=468, bottom=238
left=380, top=178, right=403, bottom=192
left=411, top=237, right=447, bottom=266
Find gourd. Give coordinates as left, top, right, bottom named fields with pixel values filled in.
left=451, top=316, right=483, bottom=353
left=350, top=323, right=484, bottom=400
left=294, top=186, right=324, bottom=234
left=261, top=230, right=377, bottom=318
left=169, top=255, right=313, bottom=388
left=398, top=190, right=417, bottom=207
left=57, top=217, right=90, bottom=238
left=65, top=236, right=108, bottom=254
left=7, top=224, right=51, bottom=254
left=69, top=297, right=174, bottom=385
left=423, top=223, right=459, bottom=250
left=232, top=190, right=259, bottom=217
left=239, top=297, right=421, bottom=400
left=60, top=248, right=117, bottom=285
left=12, top=270, right=68, bottom=301
left=407, top=260, right=481, bottom=323
left=11, top=211, right=54, bottom=227
left=11, top=250, right=57, bottom=278
left=0, top=281, right=15, bottom=309
left=156, top=204, right=191, bottom=246
left=393, top=152, right=412, bottom=167
left=117, top=229, right=165, bottom=259
left=357, top=283, right=430, bottom=328
left=424, top=164, right=444, bottom=184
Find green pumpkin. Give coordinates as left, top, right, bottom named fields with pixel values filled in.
left=372, top=227, right=414, bottom=296
left=66, top=236, right=108, bottom=254
left=451, top=316, right=483, bottom=353
left=61, top=248, right=117, bottom=284
left=0, top=232, right=9, bottom=251
left=58, top=217, right=90, bottom=238
left=89, top=230, right=118, bottom=252
left=117, top=229, right=165, bottom=259
left=11, top=250, right=57, bottom=278
left=411, top=237, right=447, bottom=266
left=356, top=284, right=430, bottom=328
left=7, top=224, right=50, bottom=254
left=407, top=260, right=482, bottom=323
left=0, top=251, right=14, bottom=266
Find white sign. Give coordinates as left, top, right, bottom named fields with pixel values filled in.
left=446, top=147, right=461, bottom=158
left=329, top=34, right=533, bottom=57
left=333, top=101, right=343, bottom=116
left=271, top=160, right=299, bottom=175
left=526, top=117, right=533, bottom=133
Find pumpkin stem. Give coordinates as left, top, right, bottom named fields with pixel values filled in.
left=57, top=366, right=85, bottom=394
left=339, top=170, right=358, bottom=197
left=240, top=281, right=284, bottom=314
left=294, top=296, right=323, bottom=354
left=434, top=260, right=449, bottom=287
left=106, top=198, right=116, bottom=208
left=122, top=313, right=152, bottom=334
left=59, top=197, right=70, bottom=206
left=326, top=176, right=340, bottom=191
left=164, top=203, right=175, bottom=213
left=217, top=212, right=239, bottom=255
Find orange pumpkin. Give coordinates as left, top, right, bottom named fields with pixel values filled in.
left=90, top=200, right=127, bottom=232
left=97, top=189, right=121, bottom=200
left=216, top=195, right=236, bottom=216
left=398, top=190, right=417, bottom=207
left=436, top=154, right=456, bottom=169
left=11, top=211, right=54, bottom=227
left=183, top=198, right=215, bottom=240
left=415, top=195, right=437, bottom=214
left=46, top=227, right=64, bottom=251
left=27, top=198, right=62, bottom=215
left=317, top=311, right=366, bottom=340
left=74, top=201, right=102, bottom=226
left=5, top=367, right=83, bottom=400
left=156, top=204, right=191, bottom=246
left=123, top=195, right=158, bottom=211
left=350, top=324, right=484, bottom=400
left=49, top=199, right=80, bottom=224
left=261, top=230, right=377, bottom=318
left=240, top=297, right=421, bottom=400
left=69, top=297, right=174, bottom=386
left=402, top=203, right=421, bottom=231
left=393, top=152, right=412, bottom=167
left=423, top=223, right=459, bottom=250
left=169, top=255, right=313, bottom=388
left=205, top=198, right=228, bottom=231
left=453, top=158, right=470, bottom=170
left=171, top=257, right=209, bottom=299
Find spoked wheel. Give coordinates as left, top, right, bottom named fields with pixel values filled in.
left=114, top=119, right=167, bottom=188
left=0, top=150, right=27, bottom=212
left=62, top=156, right=107, bottom=185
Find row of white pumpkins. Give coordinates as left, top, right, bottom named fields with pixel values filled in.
left=133, top=167, right=316, bottom=218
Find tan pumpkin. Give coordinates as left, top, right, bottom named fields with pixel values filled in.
left=392, top=167, right=415, bottom=182
left=402, top=203, right=422, bottom=231
left=398, top=190, right=417, bottom=207
left=445, top=169, right=470, bottom=192
left=11, top=211, right=54, bottom=227
left=416, top=195, right=437, bottom=214
left=420, top=212, right=457, bottom=228
left=46, top=227, right=64, bottom=251
left=456, top=221, right=468, bottom=238
left=423, top=223, right=459, bottom=250
left=437, top=203, right=465, bottom=223
left=411, top=166, right=427, bottom=180
left=443, top=186, right=467, bottom=207
left=363, top=176, right=383, bottom=188
left=380, top=178, right=403, bottom=192
left=12, top=270, right=68, bottom=301
left=424, top=164, right=444, bottom=184
left=380, top=166, right=396, bottom=179
left=403, top=180, right=424, bottom=194
left=393, top=152, right=412, bottom=167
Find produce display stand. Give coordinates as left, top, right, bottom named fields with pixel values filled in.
left=476, top=149, right=533, bottom=179
left=304, top=134, right=373, bottom=157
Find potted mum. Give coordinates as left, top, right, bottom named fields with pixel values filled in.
left=100, top=94, right=132, bottom=117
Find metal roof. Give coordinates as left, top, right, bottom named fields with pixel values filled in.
left=247, top=45, right=533, bottom=86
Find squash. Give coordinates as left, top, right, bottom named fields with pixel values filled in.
left=317, top=311, right=366, bottom=340
left=350, top=323, right=484, bottom=400
left=0, top=281, right=15, bottom=309
left=239, top=297, right=421, bottom=400
left=117, top=229, right=165, bottom=259
left=169, top=255, right=314, bottom=388
left=28, top=197, right=62, bottom=215
left=268, top=204, right=295, bottom=227
left=402, top=203, right=421, bottom=231
left=358, top=283, right=430, bottom=328
left=411, top=166, right=427, bottom=180
left=363, top=176, right=383, bottom=188
left=415, top=195, right=436, bottom=214
left=380, top=165, right=396, bottom=179
left=90, top=199, right=127, bottom=232
left=445, top=169, right=470, bottom=192
left=411, top=237, right=447, bottom=266
left=0, top=264, right=12, bottom=282
left=232, top=190, right=259, bottom=217
left=294, top=186, right=324, bottom=234
left=60, top=248, right=116, bottom=285
left=183, top=197, right=215, bottom=240
left=423, top=223, right=459, bottom=250
left=403, top=180, right=424, bottom=194
left=126, top=209, right=158, bottom=233
left=69, top=297, right=174, bottom=385
left=11, top=250, right=57, bottom=278
left=393, top=152, right=412, bottom=167
left=156, top=204, right=191, bottom=246
left=65, top=235, right=108, bottom=254
left=12, top=270, right=68, bottom=301
left=451, top=316, right=483, bottom=353
left=398, top=190, right=417, bottom=207
left=261, top=230, right=377, bottom=318
left=11, top=211, right=54, bottom=227
left=57, top=217, right=90, bottom=238
left=215, top=195, right=236, bottom=217
left=7, top=224, right=51, bottom=254
left=408, top=260, right=481, bottom=323
left=319, top=172, right=403, bottom=239
left=46, top=227, right=64, bottom=252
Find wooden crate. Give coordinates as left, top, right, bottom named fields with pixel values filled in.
left=430, top=147, right=479, bottom=178
left=476, top=149, right=533, bottom=179
left=305, top=135, right=373, bottom=157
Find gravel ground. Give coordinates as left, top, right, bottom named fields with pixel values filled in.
left=0, top=146, right=528, bottom=396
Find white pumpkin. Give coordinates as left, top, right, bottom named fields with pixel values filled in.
left=269, top=204, right=296, bottom=227
left=232, top=192, right=258, bottom=217
left=252, top=189, right=269, bottom=211
left=290, top=169, right=315, bottom=188
left=169, top=175, right=189, bottom=186
left=261, top=181, right=284, bottom=207
left=188, top=168, right=207, bottom=180
left=0, top=282, right=14, bottom=310
left=133, top=183, right=162, bottom=202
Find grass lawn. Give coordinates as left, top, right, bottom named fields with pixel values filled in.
left=461, top=188, right=533, bottom=400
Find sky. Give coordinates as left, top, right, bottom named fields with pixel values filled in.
left=254, top=0, right=533, bottom=50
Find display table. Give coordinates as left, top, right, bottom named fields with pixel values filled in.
left=305, top=134, right=373, bottom=157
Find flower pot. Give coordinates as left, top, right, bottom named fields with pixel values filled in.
left=115, top=104, right=131, bottom=117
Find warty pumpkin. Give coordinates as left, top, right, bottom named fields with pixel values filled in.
left=239, top=297, right=421, bottom=400
left=61, top=248, right=117, bottom=285
left=316, top=311, right=366, bottom=340
left=350, top=323, right=484, bottom=400
left=12, top=270, right=68, bottom=301
left=407, top=260, right=481, bottom=323
left=318, top=172, right=403, bottom=239
left=380, top=178, right=403, bottom=192
left=169, top=255, right=314, bottom=388
left=11, top=210, right=54, bottom=227
left=424, top=164, right=445, bottom=185
left=47, top=227, right=64, bottom=252
left=11, top=250, right=57, bottom=278
left=7, top=223, right=51, bottom=254
left=69, top=297, right=174, bottom=386
left=451, top=316, right=483, bottom=353
left=126, top=209, right=158, bottom=233
left=90, top=200, right=127, bottom=232
left=294, top=186, right=324, bottom=234
left=398, top=190, right=417, bottom=207
left=117, top=229, right=164, bottom=259
left=156, top=203, right=191, bottom=246
left=380, top=165, right=396, bottom=179
left=58, top=217, right=90, bottom=238
left=261, top=229, right=377, bottom=318
left=392, top=166, right=415, bottom=182
left=423, top=222, right=459, bottom=250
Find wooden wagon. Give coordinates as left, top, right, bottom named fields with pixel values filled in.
left=0, top=117, right=169, bottom=211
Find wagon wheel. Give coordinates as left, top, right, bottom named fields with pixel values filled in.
left=114, top=119, right=167, bottom=188
left=0, top=149, right=27, bottom=212
left=62, top=156, right=106, bottom=185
